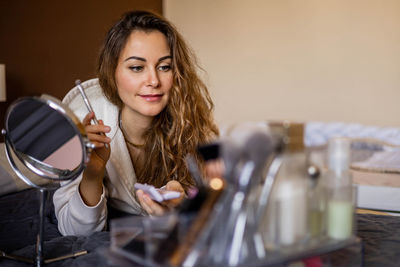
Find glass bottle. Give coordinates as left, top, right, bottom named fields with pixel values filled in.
left=324, top=137, right=354, bottom=240
left=307, top=164, right=325, bottom=240
left=262, top=121, right=309, bottom=249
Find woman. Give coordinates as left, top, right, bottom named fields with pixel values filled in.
left=53, top=10, right=219, bottom=236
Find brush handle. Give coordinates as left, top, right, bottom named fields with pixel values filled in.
left=75, top=79, right=109, bottom=149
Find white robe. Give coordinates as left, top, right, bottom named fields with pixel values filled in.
left=53, top=78, right=145, bottom=236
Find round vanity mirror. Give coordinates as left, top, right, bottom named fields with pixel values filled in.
left=1, top=94, right=93, bottom=266
left=2, top=94, right=92, bottom=189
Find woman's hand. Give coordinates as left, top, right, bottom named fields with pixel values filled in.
left=82, top=112, right=111, bottom=179
left=79, top=112, right=111, bottom=206
left=163, top=180, right=185, bottom=207
left=137, top=180, right=185, bottom=216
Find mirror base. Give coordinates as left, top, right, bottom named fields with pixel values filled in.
left=0, top=189, right=87, bottom=267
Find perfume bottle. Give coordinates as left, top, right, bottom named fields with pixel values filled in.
left=262, top=122, right=309, bottom=248
left=324, top=138, right=354, bottom=240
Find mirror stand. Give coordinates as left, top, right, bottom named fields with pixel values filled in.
left=2, top=134, right=88, bottom=267
left=1, top=95, right=93, bottom=266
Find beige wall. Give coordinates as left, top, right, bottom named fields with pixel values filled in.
left=164, top=0, right=400, bottom=128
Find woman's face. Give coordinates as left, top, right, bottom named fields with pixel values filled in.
left=115, top=30, right=173, bottom=119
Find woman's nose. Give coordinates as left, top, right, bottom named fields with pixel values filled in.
left=147, top=69, right=160, bottom=87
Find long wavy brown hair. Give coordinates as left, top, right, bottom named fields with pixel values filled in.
left=97, top=10, right=219, bottom=189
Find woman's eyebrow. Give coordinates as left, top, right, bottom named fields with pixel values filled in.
left=158, top=55, right=172, bottom=62
left=124, top=55, right=171, bottom=62
left=124, top=56, right=145, bottom=62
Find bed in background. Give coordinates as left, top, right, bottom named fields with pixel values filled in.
left=306, top=121, right=400, bottom=214
left=0, top=189, right=113, bottom=267
left=0, top=142, right=111, bottom=266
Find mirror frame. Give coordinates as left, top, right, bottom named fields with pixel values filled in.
left=2, top=94, right=92, bottom=189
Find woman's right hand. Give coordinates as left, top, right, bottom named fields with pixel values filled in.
left=79, top=112, right=111, bottom=206
left=82, top=112, right=111, bottom=181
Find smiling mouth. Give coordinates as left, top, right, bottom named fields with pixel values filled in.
left=140, top=94, right=163, bottom=102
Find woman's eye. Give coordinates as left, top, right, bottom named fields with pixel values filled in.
left=129, top=66, right=144, bottom=72
left=158, top=65, right=171, bottom=72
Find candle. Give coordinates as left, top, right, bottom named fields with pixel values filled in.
left=327, top=200, right=353, bottom=240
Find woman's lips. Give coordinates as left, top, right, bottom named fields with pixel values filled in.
left=140, top=94, right=163, bottom=102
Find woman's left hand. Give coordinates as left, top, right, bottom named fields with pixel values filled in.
left=136, top=180, right=185, bottom=216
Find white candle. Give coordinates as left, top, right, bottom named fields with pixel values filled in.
left=276, top=181, right=307, bottom=245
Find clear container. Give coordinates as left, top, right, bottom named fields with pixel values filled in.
left=262, top=122, right=309, bottom=249
left=307, top=166, right=326, bottom=240
left=323, top=138, right=355, bottom=240
left=109, top=213, right=185, bottom=266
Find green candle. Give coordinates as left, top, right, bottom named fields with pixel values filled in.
left=327, top=200, right=353, bottom=240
